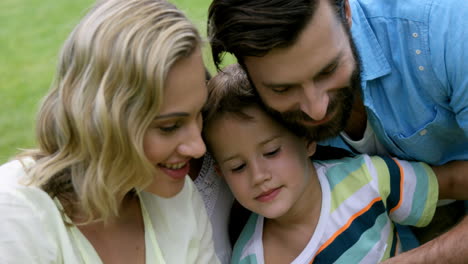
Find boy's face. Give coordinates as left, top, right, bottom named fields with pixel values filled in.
left=205, top=106, right=317, bottom=219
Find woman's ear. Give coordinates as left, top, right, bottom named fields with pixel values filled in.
left=306, top=141, right=317, bottom=157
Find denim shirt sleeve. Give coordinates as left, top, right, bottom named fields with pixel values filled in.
left=429, top=0, right=468, bottom=135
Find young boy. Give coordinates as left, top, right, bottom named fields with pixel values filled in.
left=202, top=64, right=468, bottom=264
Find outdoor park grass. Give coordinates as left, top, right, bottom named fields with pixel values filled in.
left=0, top=0, right=229, bottom=164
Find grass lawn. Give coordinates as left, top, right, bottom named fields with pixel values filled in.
left=0, top=0, right=228, bottom=164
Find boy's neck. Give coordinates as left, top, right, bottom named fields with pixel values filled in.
left=262, top=164, right=322, bottom=263
left=266, top=163, right=322, bottom=226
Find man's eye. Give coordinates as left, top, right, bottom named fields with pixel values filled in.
left=265, top=147, right=280, bottom=157
left=320, top=63, right=338, bottom=76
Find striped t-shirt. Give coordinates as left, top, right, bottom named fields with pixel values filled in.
left=231, top=155, right=438, bottom=264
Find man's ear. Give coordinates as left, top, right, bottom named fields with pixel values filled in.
left=344, top=0, right=352, bottom=26
left=306, top=141, right=317, bottom=157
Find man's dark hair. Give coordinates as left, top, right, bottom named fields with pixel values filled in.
left=208, top=0, right=346, bottom=69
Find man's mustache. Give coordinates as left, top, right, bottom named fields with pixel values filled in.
left=280, top=95, right=341, bottom=123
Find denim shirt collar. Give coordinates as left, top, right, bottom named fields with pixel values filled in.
left=350, top=0, right=391, bottom=82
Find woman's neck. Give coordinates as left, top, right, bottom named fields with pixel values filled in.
left=75, top=193, right=146, bottom=264
left=70, top=191, right=139, bottom=226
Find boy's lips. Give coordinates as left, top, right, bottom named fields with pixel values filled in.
left=255, top=187, right=282, bottom=202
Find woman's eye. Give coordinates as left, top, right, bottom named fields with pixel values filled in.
left=159, top=123, right=180, bottom=133
left=265, top=147, right=280, bottom=157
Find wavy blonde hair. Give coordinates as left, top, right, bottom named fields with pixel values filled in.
left=22, top=0, right=201, bottom=223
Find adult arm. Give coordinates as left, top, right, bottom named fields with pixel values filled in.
left=383, top=160, right=468, bottom=263
left=379, top=157, right=468, bottom=263
left=432, top=160, right=468, bottom=200
left=0, top=189, right=58, bottom=263
left=381, top=217, right=468, bottom=264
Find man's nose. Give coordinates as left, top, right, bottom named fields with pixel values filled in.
left=299, top=82, right=330, bottom=121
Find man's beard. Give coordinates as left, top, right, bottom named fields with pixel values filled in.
left=264, top=38, right=362, bottom=141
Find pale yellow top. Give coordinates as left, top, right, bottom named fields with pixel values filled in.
left=0, top=159, right=220, bottom=264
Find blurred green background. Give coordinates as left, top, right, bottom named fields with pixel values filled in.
left=0, top=0, right=229, bottom=163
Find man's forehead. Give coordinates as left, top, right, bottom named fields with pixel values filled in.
left=245, top=20, right=347, bottom=82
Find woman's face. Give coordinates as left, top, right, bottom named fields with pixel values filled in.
left=143, top=48, right=207, bottom=197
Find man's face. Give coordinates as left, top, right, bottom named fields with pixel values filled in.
left=244, top=0, right=361, bottom=141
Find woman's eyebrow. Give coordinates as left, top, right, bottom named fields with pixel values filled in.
left=154, top=112, right=188, bottom=120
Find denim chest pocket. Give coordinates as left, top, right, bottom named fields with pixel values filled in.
left=392, top=106, right=468, bottom=164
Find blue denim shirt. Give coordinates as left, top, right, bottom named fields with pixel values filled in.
left=323, top=0, right=468, bottom=165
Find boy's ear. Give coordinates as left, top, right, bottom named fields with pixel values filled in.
left=214, top=163, right=224, bottom=177
left=306, top=141, right=317, bottom=157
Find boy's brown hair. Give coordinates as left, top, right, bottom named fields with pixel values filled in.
left=203, top=63, right=263, bottom=127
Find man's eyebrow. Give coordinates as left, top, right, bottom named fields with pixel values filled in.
left=154, top=112, right=188, bottom=120
left=317, top=52, right=342, bottom=74
left=262, top=52, right=343, bottom=88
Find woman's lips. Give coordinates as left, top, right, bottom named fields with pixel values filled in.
left=159, top=161, right=190, bottom=180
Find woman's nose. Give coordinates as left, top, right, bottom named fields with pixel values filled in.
left=178, top=121, right=206, bottom=158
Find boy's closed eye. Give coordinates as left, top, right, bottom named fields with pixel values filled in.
left=228, top=147, right=281, bottom=173
left=231, top=163, right=246, bottom=173
left=264, top=147, right=281, bottom=157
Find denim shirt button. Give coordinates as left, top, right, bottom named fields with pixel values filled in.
left=419, top=129, right=428, bottom=136
left=415, top=49, right=421, bottom=55
left=418, top=66, right=425, bottom=71
left=412, top=32, right=419, bottom=38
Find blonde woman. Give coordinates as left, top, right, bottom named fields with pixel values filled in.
left=0, top=0, right=219, bottom=263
